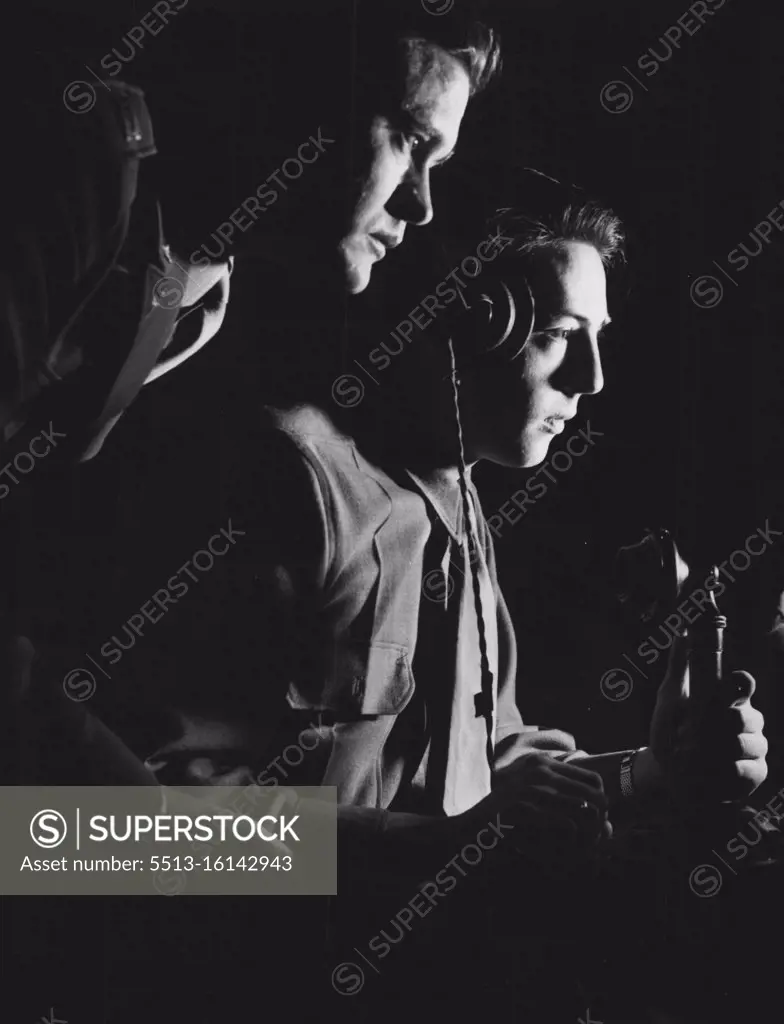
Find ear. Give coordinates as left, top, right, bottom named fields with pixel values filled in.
left=453, top=277, right=535, bottom=361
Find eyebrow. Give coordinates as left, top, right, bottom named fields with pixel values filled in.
left=544, top=311, right=612, bottom=329
left=400, top=108, right=454, bottom=166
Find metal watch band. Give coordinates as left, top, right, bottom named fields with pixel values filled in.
left=620, top=750, right=637, bottom=799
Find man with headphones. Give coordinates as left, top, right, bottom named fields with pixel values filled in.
left=172, top=170, right=764, bottom=1018
left=241, top=171, right=767, bottom=1019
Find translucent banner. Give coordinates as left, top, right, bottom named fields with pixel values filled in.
left=1, top=786, right=336, bottom=895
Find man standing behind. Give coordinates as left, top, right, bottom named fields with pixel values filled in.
left=139, top=1, right=500, bottom=294
left=9, top=0, right=501, bottom=769
left=6, top=8, right=502, bottom=1020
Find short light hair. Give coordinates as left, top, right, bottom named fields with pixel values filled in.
left=404, top=23, right=501, bottom=98
left=487, top=169, right=625, bottom=269
left=353, top=7, right=502, bottom=113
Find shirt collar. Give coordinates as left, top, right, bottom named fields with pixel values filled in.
left=404, top=467, right=472, bottom=544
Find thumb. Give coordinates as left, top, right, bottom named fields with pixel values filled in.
left=720, top=669, right=756, bottom=707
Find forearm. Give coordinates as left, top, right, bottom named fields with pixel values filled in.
left=567, top=747, right=664, bottom=806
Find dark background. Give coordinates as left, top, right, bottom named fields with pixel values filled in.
left=5, top=0, right=784, bottom=1021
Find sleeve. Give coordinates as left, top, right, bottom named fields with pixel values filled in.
left=124, top=426, right=460, bottom=866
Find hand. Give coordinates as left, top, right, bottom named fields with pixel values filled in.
left=493, top=726, right=587, bottom=772
left=479, top=751, right=612, bottom=868
left=649, top=632, right=768, bottom=802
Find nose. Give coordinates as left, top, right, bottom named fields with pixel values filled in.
left=393, top=164, right=434, bottom=227
left=561, top=328, right=605, bottom=398
left=584, top=333, right=604, bottom=395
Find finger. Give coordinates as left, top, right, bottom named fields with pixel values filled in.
left=720, top=670, right=756, bottom=707
left=676, top=708, right=756, bottom=743
left=735, top=731, right=768, bottom=760
left=505, top=795, right=578, bottom=834
left=682, top=702, right=765, bottom=749
left=508, top=793, right=606, bottom=844
left=541, top=763, right=609, bottom=811
left=535, top=789, right=610, bottom=834
left=709, top=702, right=764, bottom=735
left=724, top=727, right=767, bottom=761
left=521, top=729, right=578, bottom=753
left=715, top=758, right=769, bottom=800
left=691, top=725, right=769, bottom=762
left=532, top=783, right=608, bottom=812
left=548, top=759, right=607, bottom=794
left=677, top=711, right=767, bottom=760
left=544, top=768, right=612, bottom=840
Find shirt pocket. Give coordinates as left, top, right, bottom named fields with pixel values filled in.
left=288, top=640, right=415, bottom=718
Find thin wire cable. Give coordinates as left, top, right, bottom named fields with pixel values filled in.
left=447, top=336, right=495, bottom=773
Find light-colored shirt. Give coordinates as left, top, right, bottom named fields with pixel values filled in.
left=146, top=402, right=527, bottom=817
left=143, top=399, right=589, bottom=856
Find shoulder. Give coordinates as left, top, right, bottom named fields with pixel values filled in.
left=255, top=404, right=357, bottom=506
left=260, top=403, right=400, bottom=510
left=248, top=403, right=384, bottom=585
left=265, top=403, right=354, bottom=457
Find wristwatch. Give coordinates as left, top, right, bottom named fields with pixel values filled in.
left=619, top=749, right=639, bottom=799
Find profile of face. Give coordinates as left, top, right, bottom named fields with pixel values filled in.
left=462, top=241, right=609, bottom=468
left=338, top=46, right=471, bottom=295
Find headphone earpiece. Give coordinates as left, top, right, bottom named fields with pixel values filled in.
left=450, top=275, right=536, bottom=364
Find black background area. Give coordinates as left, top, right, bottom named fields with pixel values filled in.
left=4, top=1, right=784, bottom=1021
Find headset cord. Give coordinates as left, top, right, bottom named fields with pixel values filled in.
left=447, top=338, right=495, bottom=775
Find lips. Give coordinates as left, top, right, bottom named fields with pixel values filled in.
left=542, top=418, right=564, bottom=435
left=543, top=414, right=575, bottom=434
left=369, top=233, right=404, bottom=255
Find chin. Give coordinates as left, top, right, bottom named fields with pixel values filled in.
left=494, top=435, right=552, bottom=469
left=526, top=441, right=554, bottom=466
left=340, top=241, right=373, bottom=294
left=346, top=269, right=371, bottom=294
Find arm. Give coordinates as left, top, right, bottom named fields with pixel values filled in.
left=477, top=508, right=664, bottom=806
left=565, top=748, right=664, bottom=806
left=534, top=629, right=767, bottom=809
left=246, top=433, right=474, bottom=867
left=9, top=426, right=469, bottom=868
